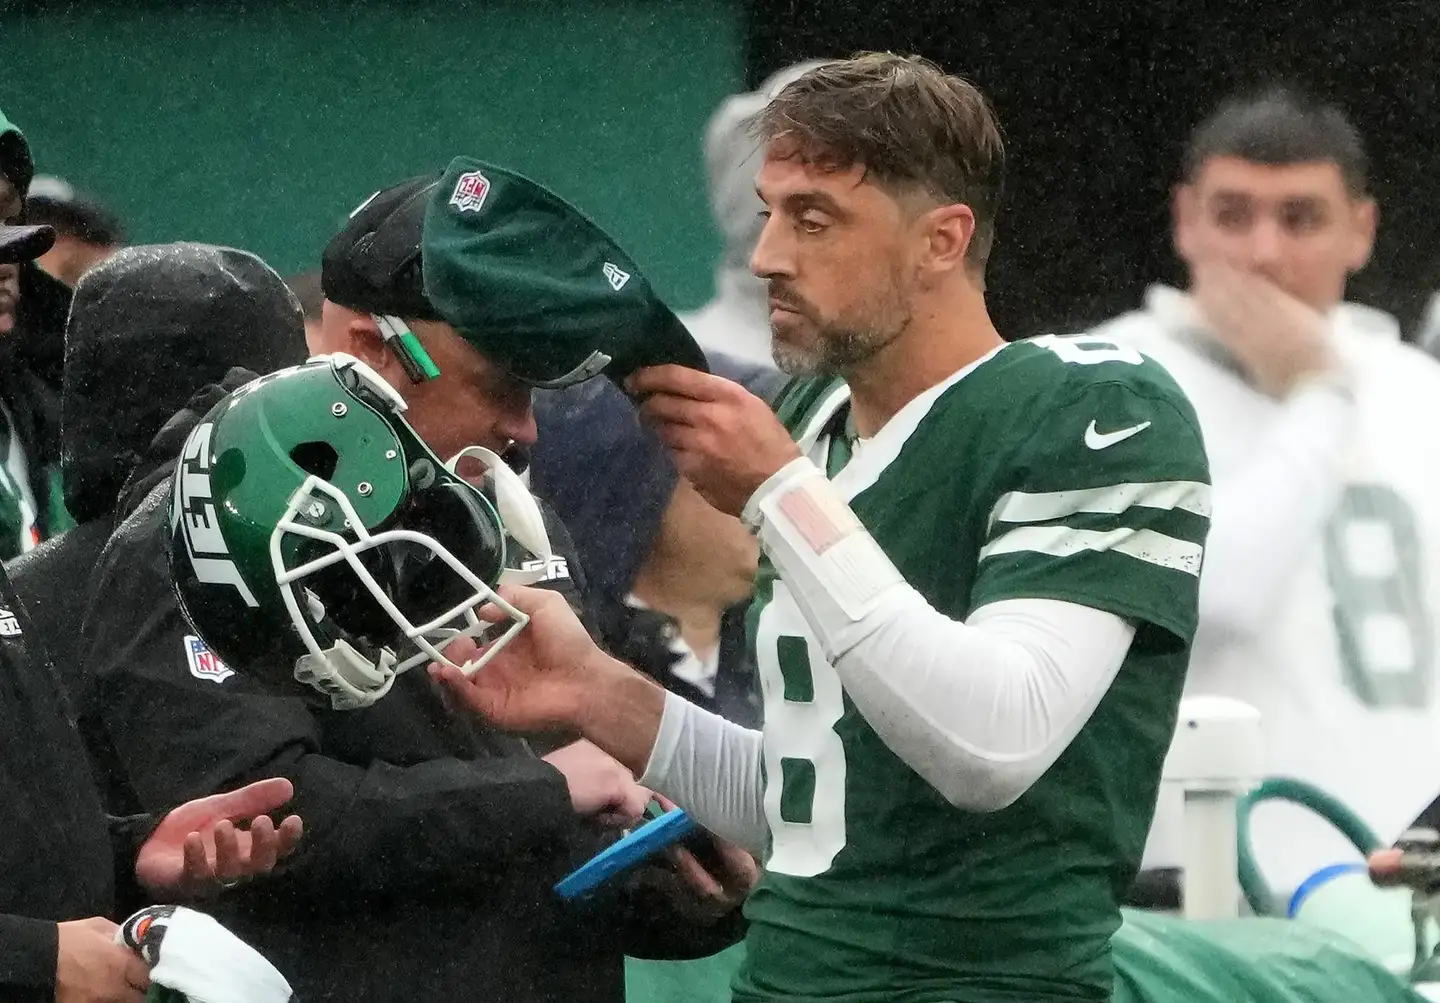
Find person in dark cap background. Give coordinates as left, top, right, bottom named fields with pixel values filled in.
left=0, top=108, right=75, bottom=559
left=24, top=175, right=126, bottom=287
left=8, top=243, right=308, bottom=803
left=81, top=161, right=754, bottom=1003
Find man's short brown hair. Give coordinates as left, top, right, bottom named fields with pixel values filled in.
left=755, top=51, right=1006, bottom=269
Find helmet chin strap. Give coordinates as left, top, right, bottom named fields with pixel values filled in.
left=444, top=445, right=554, bottom=583
left=294, top=639, right=399, bottom=711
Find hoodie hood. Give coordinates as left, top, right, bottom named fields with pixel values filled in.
left=62, top=243, right=306, bottom=523
left=0, top=109, right=34, bottom=197
left=114, top=367, right=262, bottom=521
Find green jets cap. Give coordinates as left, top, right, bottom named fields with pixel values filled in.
left=421, top=156, right=708, bottom=388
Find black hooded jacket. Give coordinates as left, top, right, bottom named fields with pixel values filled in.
left=7, top=243, right=306, bottom=704
left=82, top=375, right=743, bottom=1003
left=0, top=562, right=156, bottom=1003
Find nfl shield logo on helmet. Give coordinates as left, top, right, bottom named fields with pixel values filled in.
left=184, top=634, right=235, bottom=683
left=449, top=171, right=491, bottom=213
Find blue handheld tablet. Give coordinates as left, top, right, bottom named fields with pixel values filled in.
left=554, top=807, right=698, bottom=900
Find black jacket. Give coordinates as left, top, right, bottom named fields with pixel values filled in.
left=7, top=245, right=307, bottom=798
left=0, top=565, right=154, bottom=1003
left=82, top=380, right=742, bottom=1003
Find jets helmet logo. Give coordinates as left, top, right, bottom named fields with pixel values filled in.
left=449, top=171, right=491, bottom=213
left=173, top=422, right=259, bottom=608
left=0, top=608, right=20, bottom=637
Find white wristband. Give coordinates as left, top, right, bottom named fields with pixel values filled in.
left=746, top=456, right=906, bottom=655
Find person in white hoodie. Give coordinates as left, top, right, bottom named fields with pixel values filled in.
left=1097, top=87, right=1440, bottom=900
left=679, top=60, right=828, bottom=367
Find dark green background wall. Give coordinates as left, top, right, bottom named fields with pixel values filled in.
left=0, top=0, right=742, bottom=308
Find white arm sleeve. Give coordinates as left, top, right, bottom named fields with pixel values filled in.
left=639, top=693, right=769, bottom=855
left=636, top=597, right=1132, bottom=838
left=834, top=594, right=1135, bottom=810
left=743, top=457, right=1137, bottom=810
left=1198, top=381, right=1355, bottom=640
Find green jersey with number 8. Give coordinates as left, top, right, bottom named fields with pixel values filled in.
left=734, top=336, right=1211, bottom=1003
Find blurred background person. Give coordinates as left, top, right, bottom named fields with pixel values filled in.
left=24, top=175, right=125, bottom=287
left=1097, top=88, right=1440, bottom=903
left=679, top=60, right=827, bottom=368
left=0, top=108, right=71, bottom=559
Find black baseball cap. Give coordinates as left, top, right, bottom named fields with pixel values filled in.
left=320, top=173, right=445, bottom=321
left=0, top=223, right=55, bottom=264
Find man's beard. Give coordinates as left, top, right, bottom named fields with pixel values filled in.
left=769, top=280, right=912, bottom=378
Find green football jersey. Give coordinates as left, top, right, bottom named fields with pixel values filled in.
left=735, top=335, right=1211, bottom=1003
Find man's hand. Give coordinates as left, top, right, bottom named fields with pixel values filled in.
left=431, top=586, right=609, bottom=734
left=134, top=777, right=303, bottom=900
left=1190, top=263, right=1340, bottom=399
left=542, top=739, right=652, bottom=827
left=433, top=585, right=671, bottom=776
left=631, top=796, right=759, bottom=924
left=626, top=365, right=800, bottom=518
left=55, top=917, right=150, bottom=1003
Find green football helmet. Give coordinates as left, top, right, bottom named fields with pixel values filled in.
left=167, top=353, right=552, bottom=709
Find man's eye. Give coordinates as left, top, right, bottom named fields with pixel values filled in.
left=798, top=214, right=828, bottom=234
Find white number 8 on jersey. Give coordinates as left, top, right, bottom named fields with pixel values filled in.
left=755, top=583, right=848, bottom=877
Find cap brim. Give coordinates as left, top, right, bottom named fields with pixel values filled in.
left=617, top=304, right=711, bottom=380
left=0, top=224, right=56, bottom=264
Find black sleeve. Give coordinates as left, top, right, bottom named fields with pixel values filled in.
left=0, top=914, right=58, bottom=1003
left=107, top=813, right=159, bottom=920
left=85, top=540, right=583, bottom=905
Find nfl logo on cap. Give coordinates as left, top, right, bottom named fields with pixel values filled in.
left=449, top=171, right=491, bottom=213
left=184, top=634, right=235, bottom=684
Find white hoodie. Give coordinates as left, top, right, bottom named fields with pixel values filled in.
left=1099, top=286, right=1440, bottom=894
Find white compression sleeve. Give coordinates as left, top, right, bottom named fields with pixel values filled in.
left=745, top=458, right=1136, bottom=810
left=834, top=594, right=1135, bottom=810
left=1198, top=381, right=1355, bottom=640
left=640, top=692, right=769, bottom=855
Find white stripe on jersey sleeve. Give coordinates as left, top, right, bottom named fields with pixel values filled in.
left=988, top=480, right=1212, bottom=529
left=978, top=525, right=1204, bottom=576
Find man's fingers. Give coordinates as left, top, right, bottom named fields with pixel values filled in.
left=619, top=783, right=654, bottom=822
left=430, top=663, right=490, bottom=712
left=246, top=814, right=280, bottom=874
left=124, top=951, right=152, bottom=993
left=667, top=846, right=726, bottom=900
left=636, top=390, right=708, bottom=429
left=213, top=820, right=242, bottom=883
left=181, top=831, right=209, bottom=880
left=626, top=364, right=733, bottom=403
left=216, top=777, right=295, bottom=822
left=714, top=842, right=761, bottom=893
left=276, top=815, right=304, bottom=859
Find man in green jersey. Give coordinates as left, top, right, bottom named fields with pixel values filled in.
left=433, top=52, right=1211, bottom=1002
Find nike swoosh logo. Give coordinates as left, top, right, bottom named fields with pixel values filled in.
left=1085, top=420, right=1152, bottom=450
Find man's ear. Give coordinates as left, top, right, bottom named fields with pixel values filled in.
left=1346, top=197, right=1378, bottom=273
left=920, top=203, right=976, bottom=276
left=340, top=314, right=392, bottom=373
left=1172, top=184, right=1201, bottom=265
